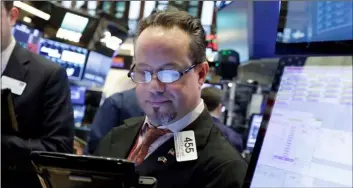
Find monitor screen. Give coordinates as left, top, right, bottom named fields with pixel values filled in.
left=70, top=86, right=86, bottom=105
left=37, top=39, right=88, bottom=80
left=246, top=114, right=263, bottom=151
left=111, top=55, right=133, bottom=70
left=12, top=22, right=43, bottom=53
left=60, top=12, right=89, bottom=33
left=249, top=66, right=352, bottom=187
left=217, top=1, right=250, bottom=63
left=277, top=1, right=352, bottom=43
left=83, top=51, right=112, bottom=86
left=73, top=105, right=86, bottom=127
left=276, top=1, right=353, bottom=55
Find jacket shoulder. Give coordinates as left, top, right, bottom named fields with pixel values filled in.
left=25, top=48, right=64, bottom=74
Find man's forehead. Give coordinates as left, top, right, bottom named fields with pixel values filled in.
left=135, top=62, right=182, bottom=69
left=135, top=26, right=190, bottom=50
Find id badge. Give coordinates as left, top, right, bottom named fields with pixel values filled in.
left=174, top=130, right=198, bottom=162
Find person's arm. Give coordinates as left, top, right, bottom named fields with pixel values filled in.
left=2, top=67, right=74, bottom=158
left=85, top=94, right=121, bottom=154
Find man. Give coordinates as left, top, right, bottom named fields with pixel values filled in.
left=201, top=87, right=244, bottom=152
left=95, top=10, right=247, bottom=188
left=1, top=2, right=74, bottom=187
left=85, top=87, right=144, bottom=154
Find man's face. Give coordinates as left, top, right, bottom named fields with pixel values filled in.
left=134, top=26, right=208, bottom=125
left=1, top=4, right=18, bottom=51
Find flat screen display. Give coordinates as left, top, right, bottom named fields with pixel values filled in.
left=217, top=1, right=250, bottom=63
left=276, top=1, right=353, bottom=55
left=249, top=66, right=352, bottom=187
left=12, top=22, right=42, bottom=53
left=246, top=114, right=263, bottom=151
left=277, top=1, right=352, bottom=43
left=70, top=86, right=86, bottom=105
left=60, top=12, right=89, bottom=33
left=83, top=51, right=112, bottom=86
left=73, top=105, right=86, bottom=127
left=37, top=39, right=88, bottom=80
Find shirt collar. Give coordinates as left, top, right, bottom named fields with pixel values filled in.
left=1, top=37, right=16, bottom=73
left=144, top=99, right=205, bottom=133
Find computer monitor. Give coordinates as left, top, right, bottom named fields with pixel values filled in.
left=243, top=57, right=352, bottom=188
left=70, top=86, right=86, bottom=105
left=37, top=39, right=88, bottom=80
left=12, top=22, right=43, bottom=53
left=246, top=114, right=263, bottom=152
left=83, top=51, right=112, bottom=86
left=73, top=105, right=86, bottom=127
left=276, top=1, right=353, bottom=55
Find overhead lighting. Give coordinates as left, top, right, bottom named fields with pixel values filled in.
left=23, top=16, right=32, bottom=23
left=128, top=1, right=141, bottom=20
left=14, top=1, right=50, bottom=21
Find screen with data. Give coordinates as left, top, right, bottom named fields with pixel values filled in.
left=246, top=114, right=263, bottom=151
left=12, top=22, right=42, bottom=52
left=37, top=39, right=88, bottom=80
left=250, top=66, right=352, bottom=187
left=70, top=86, right=86, bottom=105
left=83, top=51, right=112, bottom=86
left=277, top=1, right=352, bottom=43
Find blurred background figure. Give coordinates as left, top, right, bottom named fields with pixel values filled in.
left=201, top=87, right=244, bottom=152
left=85, top=87, right=143, bottom=154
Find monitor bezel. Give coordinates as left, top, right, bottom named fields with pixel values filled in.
left=275, top=1, right=353, bottom=55
left=242, top=56, right=353, bottom=188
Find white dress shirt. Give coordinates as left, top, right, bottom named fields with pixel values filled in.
left=1, top=37, right=16, bottom=74
left=133, top=99, right=205, bottom=159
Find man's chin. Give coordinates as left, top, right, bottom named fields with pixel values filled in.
left=146, top=111, right=177, bottom=126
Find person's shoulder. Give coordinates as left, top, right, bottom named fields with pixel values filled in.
left=196, top=130, right=248, bottom=185
left=199, top=128, right=247, bottom=170
left=109, top=88, right=137, bottom=103
left=24, top=47, right=63, bottom=73
left=205, top=132, right=245, bottom=161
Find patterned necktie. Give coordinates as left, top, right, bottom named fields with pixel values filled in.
left=128, top=125, right=171, bottom=165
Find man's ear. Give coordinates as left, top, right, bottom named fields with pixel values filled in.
left=217, top=103, right=223, bottom=114
left=8, top=7, right=19, bottom=26
left=197, top=62, right=209, bottom=86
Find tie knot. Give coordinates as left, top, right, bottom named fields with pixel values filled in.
left=143, top=126, right=171, bottom=146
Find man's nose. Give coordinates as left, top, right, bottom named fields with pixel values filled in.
left=148, top=75, right=165, bottom=94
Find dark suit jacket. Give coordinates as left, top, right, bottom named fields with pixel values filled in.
left=212, top=117, right=244, bottom=152
left=1, top=44, right=74, bottom=188
left=85, top=88, right=144, bottom=154
left=95, top=109, right=248, bottom=188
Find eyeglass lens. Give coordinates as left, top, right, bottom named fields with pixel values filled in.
left=132, top=70, right=181, bottom=83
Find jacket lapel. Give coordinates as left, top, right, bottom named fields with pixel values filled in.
left=2, top=43, right=29, bottom=84
left=135, top=109, right=214, bottom=175
left=109, top=117, right=144, bottom=158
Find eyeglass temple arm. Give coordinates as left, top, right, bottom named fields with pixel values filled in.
left=127, top=64, right=136, bottom=77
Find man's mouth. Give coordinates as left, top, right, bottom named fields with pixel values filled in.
left=147, top=100, right=170, bottom=106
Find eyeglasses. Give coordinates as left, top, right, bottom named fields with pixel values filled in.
left=128, top=64, right=197, bottom=84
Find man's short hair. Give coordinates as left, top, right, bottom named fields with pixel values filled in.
left=201, top=87, right=222, bottom=112
left=135, top=9, right=206, bottom=64
left=3, top=1, right=14, bottom=13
